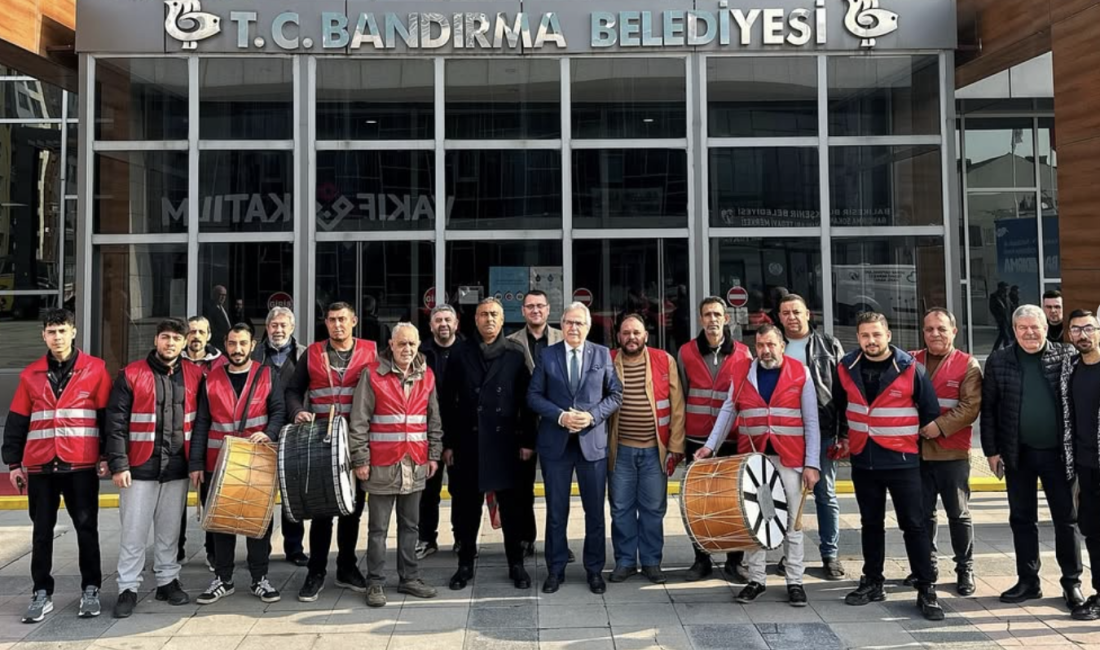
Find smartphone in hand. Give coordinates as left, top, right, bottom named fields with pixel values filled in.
left=995, top=459, right=1005, bottom=480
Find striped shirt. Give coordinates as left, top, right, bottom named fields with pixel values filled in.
left=618, top=355, right=657, bottom=448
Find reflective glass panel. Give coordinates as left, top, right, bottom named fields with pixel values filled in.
left=446, top=60, right=560, bottom=139
left=199, top=242, right=295, bottom=348
left=964, top=118, right=1035, bottom=189
left=65, top=123, right=77, bottom=197
left=0, top=294, right=60, bottom=368
left=830, top=145, right=942, bottom=227
left=707, top=57, right=817, bottom=137
left=0, top=79, right=63, bottom=119
left=95, top=58, right=188, bottom=141
left=446, top=150, right=561, bottom=229
left=709, top=148, right=819, bottom=227
left=572, top=59, right=686, bottom=139
left=828, top=55, right=939, bottom=137
left=573, top=149, right=687, bottom=228
left=94, top=151, right=188, bottom=235
left=200, top=59, right=293, bottom=140
left=317, top=59, right=433, bottom=140
left=0, top=124, right=61, bottom=290
left=198, top=151, right=292, bottom=233
left=316, top=151, right=434, bottom=233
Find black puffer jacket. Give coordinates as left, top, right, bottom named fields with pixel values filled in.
left=980, top=341, right=1076, bottom=473
left=105, top=351, right=190, bottom=481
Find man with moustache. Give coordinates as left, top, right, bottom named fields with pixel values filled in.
left=442, top=298, right=535, bottom=590
left=983, top=304, right=1083, bottom=609
left=677, top=296, right=752, bottom=582
left=835, top=312, right=944, bottom=621
left=417, top=304, right=463, bottom=559
left=285, top=302, right=378, bottom=601
left=106, top=319, right=203, bottom=618
left=1063, top=310, right=1100, bottom=620
left=252, top=306, right=309, bottom=566
left=776, top=294, right=847, bottom=580
left=189, top=324, right=286, bottom=605
left=697, top=324, right=820, bottom=607
left=607, top=314, right=685, bottom=584
left=905, top=308, right=982, bottom=596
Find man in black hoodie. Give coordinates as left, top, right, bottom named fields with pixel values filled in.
left=106, top=319, right=201, bottom=618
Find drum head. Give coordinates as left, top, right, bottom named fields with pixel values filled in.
left=330, top=416, right=356, bottom=516
left=739, top=454, right=789, bottom=551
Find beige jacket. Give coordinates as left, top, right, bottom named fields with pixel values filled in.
left=608, top=349, right=686, bottom=471
left=507, top=326, right=564, bottom=372
left=921, top=349, right=982, bottom=462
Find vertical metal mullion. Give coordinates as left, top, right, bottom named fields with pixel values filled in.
left=59, top=89, right=68, bottom=307
left=940, top=51, right=958, bottom=322
left=78, top=55, right=95, bottom=350
left=817, top=55, right=834, bottom=334
left=561, top=57, right=573, bottom=306
left=433, top=58, right=446, bottom=304
left=297, top=56, right=308, bottom=341
left=1033, top=115, right=1046, bottom=289
left=959, top=110, right=974, bottom=353
left=186, top=56, right=199, bottom=318
left=687, top=54, right=701, bottom=339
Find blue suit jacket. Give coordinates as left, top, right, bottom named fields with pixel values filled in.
left=527, top=341, right=623, bottom=462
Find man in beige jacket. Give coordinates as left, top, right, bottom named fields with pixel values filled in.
left=607, top=314, right=686, bottom=584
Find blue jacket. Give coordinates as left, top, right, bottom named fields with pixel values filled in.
left=527, top=341, right=623, bottom=462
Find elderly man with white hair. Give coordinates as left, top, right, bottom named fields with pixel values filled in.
left=981, top=303, right=1083, bottom=610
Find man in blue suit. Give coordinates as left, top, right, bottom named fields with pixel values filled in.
left=528, top=302, right=623, bottom=595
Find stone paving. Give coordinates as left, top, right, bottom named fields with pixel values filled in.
left=0, top=491, right=1094, bottom=650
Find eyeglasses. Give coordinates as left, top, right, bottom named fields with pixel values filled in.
left=1070, top=325, right=1098, bottom=336
left=563, top=319, right=587, bottom=329
left=524, top=303, right=548, bottom=311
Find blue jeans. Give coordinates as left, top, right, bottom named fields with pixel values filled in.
left=814, top=436, right=840, bottom=560
left=609, top=445, right=667, bottom=568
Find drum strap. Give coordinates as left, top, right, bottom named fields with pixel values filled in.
left=235, top=366, right=263, bottom=436
left=320, top=346, right=338, bottom=444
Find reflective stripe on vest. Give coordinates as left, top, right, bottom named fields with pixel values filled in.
left=910, top=348, right=974, bottom=452
left=610, top=347, right=674, bottom=449
left=306, top=340, right=377, bottom=418
left=837, top=360, right=920, bottom=455
left=734, top=359, right=808, bottom=468
left=365, top=364, right=435, bottom=467
left=679, top=341, right=747, bottom=439
left=123, top=360, right=201, bottom=468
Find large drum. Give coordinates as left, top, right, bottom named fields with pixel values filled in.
left=680, top=453, right=789, bottom=553
left=201, top=437, right=279, bottom=539
left=278, top=415, right=357, bottom=522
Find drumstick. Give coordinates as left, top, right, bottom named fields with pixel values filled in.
left=793, top=485, right=810, bottom=532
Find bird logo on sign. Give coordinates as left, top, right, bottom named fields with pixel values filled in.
left=164, top=0, right=221, bottom=50
left=844, top=0, right=898, bottom=49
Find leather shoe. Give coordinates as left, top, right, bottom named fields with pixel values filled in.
left=684, top=559, right=713, bottom=582
left=641, top=566, right=667, bottom=584
left=542, top=574, right=563, bottom=594
left=587, top=572, right=607, bottom=595
left=999, top=581, right=1042, bottom=603
left=285, top=552, right=309, bottom=567
left=956, top=569, right=976, bottom=597
left=567, top=549, right=576, bottom=564
left=509, top=565, right=531, bottom=590
left=608, top=566, right=637, bottom=583
left=449, top=565, right=474, bottom=591
left=1065, top=584, right=1086, bottom=610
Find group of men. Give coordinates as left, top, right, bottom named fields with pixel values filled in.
left=7, top=287, right=1100, bottom=625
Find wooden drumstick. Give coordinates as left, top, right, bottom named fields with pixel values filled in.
left=793, top=485, right=810, bottom=532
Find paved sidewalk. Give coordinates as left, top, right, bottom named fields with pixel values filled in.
left=0, top=491, right=1093, bottom=650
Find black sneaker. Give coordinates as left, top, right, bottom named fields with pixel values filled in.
left=917, top=586, right=945, bottom=621
left=415, top=540, right=438, bottom=560
left=788, top=584, right=808, bottom=607
left=155, top=579, right=190, bottom=606
left=251, top=577, right=281, bottom=603
left=736, top=582, right=766, bottom=604
left=196, top=578, right=235, bottom=605
left=297, top=573, right=325, bottom=602
left=845, top=577, right=885, bottom=606
left=334, top=569, right=368, bottom=593
left=113, top=590, right=137, bottom=619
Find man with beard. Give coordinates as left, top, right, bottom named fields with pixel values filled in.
left=676, top=297, right=752, bottom=582
left=607, top=314, right=685, bottom=584
left=417, top=304, right=463, bottom=559
left=1064, top=310, right=1100, bottom=620
left=835, top=312, right=943, bottom=621
left=285, top=302, right=378, bottom=601
left=442, top=298, right=535, bottom=590
left=106, top=319, right=203, bottom=618
left=252, top=306, right=308, bottom=566
left=189, top=324, right=286, bottom=605
left=697, top=324, right=820, bottom=607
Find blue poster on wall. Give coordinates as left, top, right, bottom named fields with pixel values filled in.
left=995, top=217, right=1040, bottom=304
left=489, top=266, right=529, bottom=323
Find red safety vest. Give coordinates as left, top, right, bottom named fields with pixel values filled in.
left=735, top=359, right=808, bottom=468
left=202, top=364, right=273, bottom=472
left=837, top=360, right=920, bottom=456
left=306, top=339, right=377, bottom=418
left=911, top=348, right=973, bottom=452
left=679, top=339, right=751, bottom=439
left=366, top=366, right=434, bottom=467
left=10, top=351, right=112, bottom=469
left=610, top=347, right=672, bottom=449
left=183, top=354, right=227, bottom=376
left=123, top=359, right=202, bottom=468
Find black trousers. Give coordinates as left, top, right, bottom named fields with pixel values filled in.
left=851, top=466, right=936, bottom=587
left=307, top=488, right=366, bottom=576
left=282, top=512, right=305, bottom=557
left=179, top=478, right=215, bottom=558
left=683, top=437, right=744, bottom=569
left=28, top=471, right=102, bottom=594
left=518, top=454, right=538, bottom=544
left=1076, top=464, right=1100, bottom=591
left=1005, top=446, right=1081, bottom=588
left=920, top=459, right=974, bottom=573
left=418, top=460, right=447, bottom=544
left=213, top=522, right=273, bottom=584
left=451, top=475, right=524, bottom=568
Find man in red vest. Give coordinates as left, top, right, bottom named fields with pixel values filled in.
left=676, top=296, right=751, bottom=582
left=608, top=314, right=685, bottom=585
left=285, top=301, right=377, bottom=602
left=188, top=323, right=287, bottom=605
left=906, top=308, right=981, bottom=596
left=835, top=312, right=943, bottom=621
left=3, top=309, right=111, bottom=623
left=696, top=324, right=820, bottom=607
left=106, top=318, right=202, bottom=618
left=349, top=323, right=442, bottom=607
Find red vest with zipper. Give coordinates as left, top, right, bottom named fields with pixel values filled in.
left=610, top=347, right=672, bottom=449
left=306, top=339, right=377, bottom=418
left=679, top=339, right=751, bottom=440
left=123, top=359, right=202, bottom=468
left=734, top=359, right=808, bottom=468
left=837, top=360, right=920, bottom=456
left=366, top=366, right=434, bottom=467
left=12, top=351, right=112, bottom=469
left=203, top=364, right=273, bottom=472
left=910, top=348, right=973, bottom=452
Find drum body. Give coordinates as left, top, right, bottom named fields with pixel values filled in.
left=278, top=415, right=357, bottom=522
left=201, top=437, right=278, bottom=539
left=679, top=453, right=789, bottom=553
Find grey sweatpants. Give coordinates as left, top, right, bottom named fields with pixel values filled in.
left=367, top=491, right=422, bottom=585
left=117, top=478, right=189, bottom=593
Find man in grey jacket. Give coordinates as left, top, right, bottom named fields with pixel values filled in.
left=349, top=323, right=443, bottom=608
